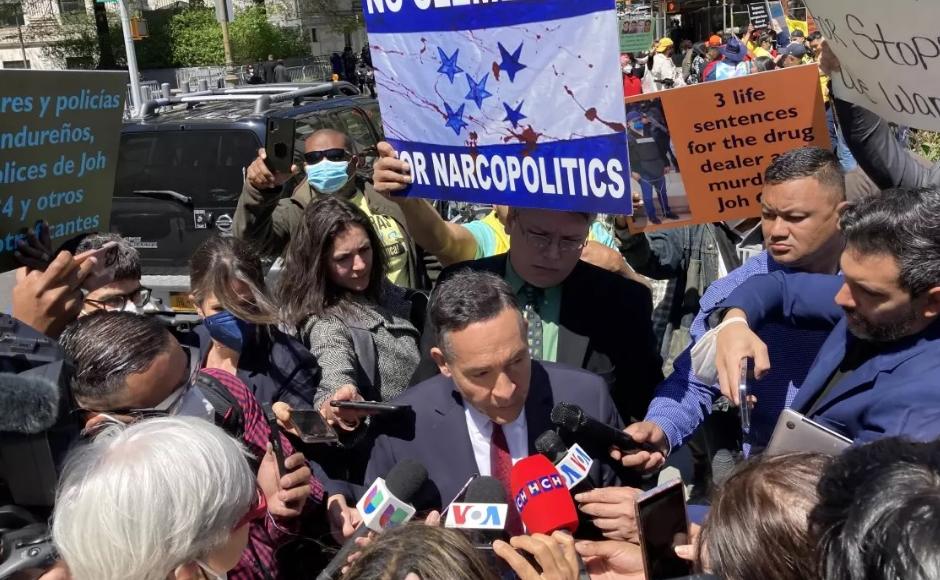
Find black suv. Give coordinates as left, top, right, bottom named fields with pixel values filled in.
left=110, top=82, right=383, bottom=316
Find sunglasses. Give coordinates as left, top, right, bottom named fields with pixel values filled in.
left=303, top=148, right=351, bottom=165
left=234, top=487, right=268, bottom=530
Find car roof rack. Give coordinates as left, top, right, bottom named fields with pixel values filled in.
left=139, top=82, right=361, bottom=119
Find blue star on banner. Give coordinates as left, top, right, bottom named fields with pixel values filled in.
left=444, top=101, right=468, bottom=135
left=464, top=73, right=493, bottom=109
left=497, top=41, right=527, bottom=82
left=502, top=101, right=527, bottom=128
left=436, top=47, right=463, bottom=84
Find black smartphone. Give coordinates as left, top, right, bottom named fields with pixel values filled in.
left=329, top=400, right=410, bottom=414
left=264, top=117, right=296, bottom=174
left=290, top=409, right=338, bottom=444
left=262, top=403, right=288, bottom=477
left=636, top=479, right=693, bottom=580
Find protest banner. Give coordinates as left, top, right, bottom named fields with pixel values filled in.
left=624, top=65, right=829, bottom=232
left=767, top=1, right=788, bottom=36
left=362, top=0, right=633, bottom=215
left=0, top=70, right=126, bottom=272
left=803, top=0, right=940, bottom=131
left=619, top=7, right=654, bottom=53
left=746, top=2, right=770, bottom=29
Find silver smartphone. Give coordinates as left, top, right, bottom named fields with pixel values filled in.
left=765, top=409, right=852, bottom=456
left=738, top=358, right=750, bottom=433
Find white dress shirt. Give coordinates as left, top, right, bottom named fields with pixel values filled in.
left=464, top=404, right=529, bottom=476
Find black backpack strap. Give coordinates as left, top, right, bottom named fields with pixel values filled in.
left=192, top=372, right=245, bottom=440
left=402, top=288, right=429, bottom=333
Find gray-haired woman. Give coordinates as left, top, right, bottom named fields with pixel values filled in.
left=52, top=416, right=264, bottom=580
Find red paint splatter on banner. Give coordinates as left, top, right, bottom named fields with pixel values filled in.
left=505, top=126, right=543, bottom=156
left=492, top=61, right=501, bottom=81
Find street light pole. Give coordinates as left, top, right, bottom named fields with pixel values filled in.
left=115, top=0, right=142, bottom=116
left=217, top=0, right=238, bottom=87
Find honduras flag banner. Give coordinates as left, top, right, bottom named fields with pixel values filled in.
left=363, top=0, right=633, bottom=215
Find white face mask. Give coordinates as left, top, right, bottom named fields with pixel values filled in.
left=623, top=64, right=633, bottom=74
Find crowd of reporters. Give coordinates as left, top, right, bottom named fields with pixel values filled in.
left=3, top=30, right=940, bottom=580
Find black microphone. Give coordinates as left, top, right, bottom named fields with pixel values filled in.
left=0, top=373, right=61, bottom=434
left=535, top=430, right=596, bottom=494
left=551, top=403, right=641, bottom=452
left=449, top=476, right=508, bottom=545
left=316, top=459, right=429, bottom=580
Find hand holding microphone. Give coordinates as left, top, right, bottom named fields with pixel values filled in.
left=551, top=403, right=665, bottom=472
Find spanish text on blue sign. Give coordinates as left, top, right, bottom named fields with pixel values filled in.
left=0, top=70, right=126, bottom=272
left=363, top=0, right=633, bottom=215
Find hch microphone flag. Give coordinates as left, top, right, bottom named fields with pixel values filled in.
left=361, top=0, right=633, bottom=215
left=510, top=454, right=579, bottom=534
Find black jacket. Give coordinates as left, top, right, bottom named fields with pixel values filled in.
left=413, top=254, right=663, bottom=422
left=186, top=324, right=321, bottom=410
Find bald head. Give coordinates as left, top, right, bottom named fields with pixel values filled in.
left=305, top=129, right=353, bottom=154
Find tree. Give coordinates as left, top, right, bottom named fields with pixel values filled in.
left=168, top=6, right=304, bottom=67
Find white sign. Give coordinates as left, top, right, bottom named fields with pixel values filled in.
left=444, top=502, right=509, bottom=530
left=804, top=0, right=940, bottom=131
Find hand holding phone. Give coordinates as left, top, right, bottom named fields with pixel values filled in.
left=329, top=400, right=410, bottom=414
left=264, top=118, right=297, bottom=175
left=262, top=403, right=288, bottom=476
left=635, top=479, right=693, bottom=580
left=76, top=241, right=120, bottom=292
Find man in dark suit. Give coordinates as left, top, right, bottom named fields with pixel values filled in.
left=711, top=187, right=940, bottom=444
left=367, top=270, right=626, bottom=517
left=410, top=207, right=663, bottom=423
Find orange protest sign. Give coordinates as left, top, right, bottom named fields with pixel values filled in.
left=624, top=65, right=829, bottom=232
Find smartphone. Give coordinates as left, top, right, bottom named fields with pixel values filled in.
left=290, top=409, right=338, bottom=444
left=636, top=479, right=693, bottom=580
left=264, top=117, right=296, bottom=174
left=739, top=358, right=751, bottom=433
left=262, top=403, right=288, bottom=477
left=76, top=241, right=119, bottom=292
left=329, top=400, right=410, bottom=414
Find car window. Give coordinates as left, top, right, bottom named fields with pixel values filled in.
left=114, top=130, right=260, bottom=206
left=361, top=101, right=385, bottom=141
left=333, top=108, right=378, bottom=155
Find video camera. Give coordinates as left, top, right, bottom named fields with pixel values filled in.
left=0, top=314, right=78, bottom=578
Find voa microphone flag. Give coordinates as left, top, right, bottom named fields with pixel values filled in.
left=362, top=0, right=634, bottom=215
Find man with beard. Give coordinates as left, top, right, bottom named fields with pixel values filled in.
left=711, top=187, right=940, bottom=444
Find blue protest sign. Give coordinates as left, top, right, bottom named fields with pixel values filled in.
left=363, top=0, right=633, bottom=215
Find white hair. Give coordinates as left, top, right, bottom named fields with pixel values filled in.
left=52, top=416, right=256, bottom=580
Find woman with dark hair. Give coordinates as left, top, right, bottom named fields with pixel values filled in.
left=693, top=452, right=830, bottom=580
left=187, top=236, right=321, bottom=409
left=277, top=197, right=421, bottom=428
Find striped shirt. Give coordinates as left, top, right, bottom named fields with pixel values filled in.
left=644, top=251, right=831, bottom=451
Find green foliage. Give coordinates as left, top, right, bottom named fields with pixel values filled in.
left=168, top=6, right=305, bottom=67
left=295, top=0, right=361, bottom=34
left=168, top=7, right=223, bottom=66
left=910, top=130, right=940, bottom=163
left=229, top=6, right=305, bottom=63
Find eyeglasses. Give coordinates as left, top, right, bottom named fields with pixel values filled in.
left=234, top=487, right=268, bottom=530
left=84, top=286, right=152, bottom=312
left=515, top=216, right=588, bottom=254
left=303, top=148, right=351, bottom=165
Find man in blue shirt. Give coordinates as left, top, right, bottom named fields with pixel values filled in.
left=712, top=186, right=940, bottom=444
left=618, top=147, right=847, bottom=473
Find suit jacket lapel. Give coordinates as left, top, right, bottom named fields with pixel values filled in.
left=432, top=387, right=478, bottom=476
left=792, top=322, right=847, bottom=412
left=524, top=362, right=557, bottom=454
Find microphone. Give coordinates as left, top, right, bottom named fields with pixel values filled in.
left=316, top=459, right=428, bottom=580
left=551, top=403, right=640, bottom=452
left=0, top=373, right=61, bottom=434
left=711, top=448, right=737, bottom=488
left=446, top=476, right=508, bottom=545
left=535, top=430, right=595, bottom=493
left=510, top=455, right=579, bottom=534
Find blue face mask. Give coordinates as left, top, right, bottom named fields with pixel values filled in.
left=203, top=310, right=251, bottom=353
left=306, top=159, right=351, bottom=193
left=632, top=121, right=645, bottom=132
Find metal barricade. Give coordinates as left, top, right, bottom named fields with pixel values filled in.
left=124, top=80, right=160, bottom=119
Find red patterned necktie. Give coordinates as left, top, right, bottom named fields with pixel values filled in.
left=490, top=423, right=524, bottom=535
